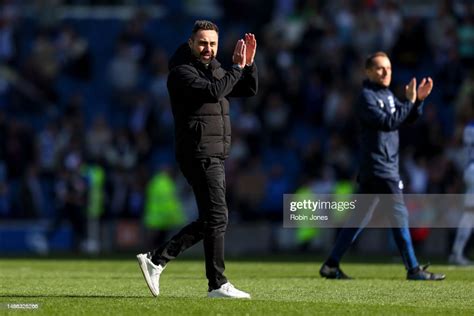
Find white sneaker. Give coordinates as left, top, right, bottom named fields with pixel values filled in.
left=208, top=282, right=251, bottom=299
left=449, top=254, right=472, bottom=266
left=136, top=253, right=165, bottom=297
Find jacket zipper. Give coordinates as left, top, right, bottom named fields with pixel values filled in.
left=221, top=100, right=225, bottom=156
left=212, top=67, right=225, bottom=157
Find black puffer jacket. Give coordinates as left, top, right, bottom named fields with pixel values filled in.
left=167, top=44, right=258, bottom=161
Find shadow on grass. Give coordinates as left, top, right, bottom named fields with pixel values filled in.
left=0, top=254, right=451, bottom=265
left=0, top=294, right=215, bottom=300
left=0, top=294, right=152, bottom=299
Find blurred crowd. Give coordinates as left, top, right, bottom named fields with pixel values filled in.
left=0, top=0, right=473, bottom=243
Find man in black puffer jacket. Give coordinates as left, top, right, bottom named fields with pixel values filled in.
left=137, top=20, right=257, bottom=299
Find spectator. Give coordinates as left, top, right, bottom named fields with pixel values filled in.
left=55, top=24, right=93, bottom=81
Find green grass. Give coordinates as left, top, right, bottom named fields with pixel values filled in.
left=0, top=258, right=473, bottom=315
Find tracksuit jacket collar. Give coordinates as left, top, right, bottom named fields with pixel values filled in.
left=363, top=79, right=388, bottom=91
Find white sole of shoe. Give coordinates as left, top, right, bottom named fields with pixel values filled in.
left=207, top=292, right=251, bottom=299
left=136, top=254, right=158, bottom=297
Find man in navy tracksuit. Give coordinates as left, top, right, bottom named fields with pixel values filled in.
left=320, top=52, right=445, bottom=280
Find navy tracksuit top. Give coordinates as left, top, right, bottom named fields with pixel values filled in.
left=357, top=80, right=424, bottom=183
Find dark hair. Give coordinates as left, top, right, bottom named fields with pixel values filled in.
left=192, top=20, right=219, bottom=36
left=365, top=51, right=389, bottom=69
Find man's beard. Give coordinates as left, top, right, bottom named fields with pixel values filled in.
left=200, top=52, right=214, bottom=64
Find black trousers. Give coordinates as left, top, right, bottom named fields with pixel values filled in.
left=151, top=157, right=228, bottom=290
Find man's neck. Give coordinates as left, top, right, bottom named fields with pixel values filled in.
left=365, top=79, right=387, bottom=90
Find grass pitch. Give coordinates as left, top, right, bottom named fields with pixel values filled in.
left=0, top=258, right=473, bottom=315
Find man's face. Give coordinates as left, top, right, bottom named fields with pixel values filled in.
left=366, top=56, right=392, bottom=87
left=189, top=30, right=218, bottom=64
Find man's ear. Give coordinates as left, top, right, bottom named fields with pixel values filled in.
left=188, top=38, right=192, bottom=48
left=365, top=68, right=371, bottom=78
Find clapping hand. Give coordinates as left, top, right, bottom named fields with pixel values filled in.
left=417, top=77, right=433, bottom=101
left=405, top=78, right=417, bottom=103
left=405, top=77, right=433, bottom=103
left=244, top=33, right=256, bottom=66
left=232, top=39, right=246, bottom=68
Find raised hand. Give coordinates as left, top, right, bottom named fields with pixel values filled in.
left=405, top=78, right=416, bottom=103
left=232, top=39, right=246, bottom=68
left=417, top=77, right=433, bottom=101
left=244, top=33, right=256, bottom=66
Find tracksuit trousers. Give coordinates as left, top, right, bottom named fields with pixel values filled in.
left=327, top=177, right=419, bottom=271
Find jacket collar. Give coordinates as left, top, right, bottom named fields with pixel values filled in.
left=168, top=43, right=221, bottom=71
left=192, top=58, right=221, bottom=71
left=363, top=79, right=388, bottom=91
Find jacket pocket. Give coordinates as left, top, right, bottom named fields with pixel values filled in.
left=188, top=119, right=205, bottom=151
